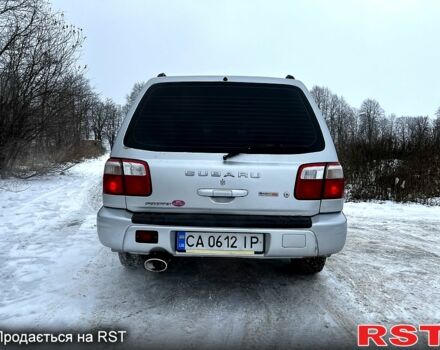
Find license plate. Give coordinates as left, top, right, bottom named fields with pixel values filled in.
left=176, top=231, right=264, bottom=255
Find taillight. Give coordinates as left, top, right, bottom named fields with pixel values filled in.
left=103, top=158, right=152, bottom=196
left=295, top=163, right=326, bottom=200
left=295, top=162, right=344, bottom=200
left=103, top=159, right=124, bottom=195
left=122, top=159, right=152, bottom=196
left=323, top=163, right=344, bottom=199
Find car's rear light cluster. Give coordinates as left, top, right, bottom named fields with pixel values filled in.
left=103, top=158, right=152, bottom=196
left=295, top=162, right=344, bottom=200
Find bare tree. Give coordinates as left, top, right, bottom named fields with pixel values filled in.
left=0, top=0, right=86, bottom=176
left=122, top=81, right=146, bottom=117
left=89, top=98, right=106, bottom=142
left=102, top=99, right=122, bottom=149
left=358, top=99, right=384, bottom=143
left=311, top=86, right=357, bottom=146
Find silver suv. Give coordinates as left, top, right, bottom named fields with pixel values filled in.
left=97, top=75, right=347, bottom=274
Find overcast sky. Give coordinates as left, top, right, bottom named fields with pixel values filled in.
left=52, top=0, right=439, bottom=117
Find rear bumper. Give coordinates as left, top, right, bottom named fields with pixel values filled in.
left=97, top=207, right=347, bottom=258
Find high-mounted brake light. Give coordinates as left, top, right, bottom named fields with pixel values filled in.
left=103, top=158, right=152, bottom=196
left=295, top=162, right=344, bottom=200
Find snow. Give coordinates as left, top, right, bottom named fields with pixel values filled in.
left=1, top=156, right=439, bottom=349
left=0, top=156, right=106, bottom=328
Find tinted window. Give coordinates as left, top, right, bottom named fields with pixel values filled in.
left=124, top=82, right=324, bottom=154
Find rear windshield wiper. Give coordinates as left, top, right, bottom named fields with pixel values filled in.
left=223, top=152, right=241, bottom=161
left=222, top=146, right=257, bottom=161
left=222, top=144, right=291, bottom=160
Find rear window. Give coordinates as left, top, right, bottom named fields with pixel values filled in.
left=124, top=82, right=325, bottom=154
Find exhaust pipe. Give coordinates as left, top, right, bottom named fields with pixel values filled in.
left=143, top=254, right=170, bottom=273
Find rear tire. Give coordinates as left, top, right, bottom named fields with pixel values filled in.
left=290, top=257, right=326, bottom=274
left=118, top=252, right=142, bottom=269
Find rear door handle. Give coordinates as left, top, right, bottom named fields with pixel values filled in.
left=231, top=189, right=248, bottom=197
left=197, top=189, right=214, bottom=197
left=213, top=189, right=233, bottom=197
left=197, top=189, right=248, bottom=197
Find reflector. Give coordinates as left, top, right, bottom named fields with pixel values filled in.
left=135, top=230, right=158, bottom=243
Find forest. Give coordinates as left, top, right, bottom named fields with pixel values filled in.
left=0, top=0, right=122, bottom=178
left=311, top=86, right=440, bottom=203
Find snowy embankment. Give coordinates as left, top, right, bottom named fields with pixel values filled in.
left=0, top=156, right=439, bottom=349
left=0, top=156, right=107, bottom=327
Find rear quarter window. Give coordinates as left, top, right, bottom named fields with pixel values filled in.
left=124, top=82, right=325, bottom=154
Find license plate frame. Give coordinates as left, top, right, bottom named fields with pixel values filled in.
left=175, top=231, right=265, bottom=255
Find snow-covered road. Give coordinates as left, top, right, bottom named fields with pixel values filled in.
left=1, top=156, right=439, bottom=349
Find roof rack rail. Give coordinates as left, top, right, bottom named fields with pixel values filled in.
left=157, top=73, right=166, bottom=77
left=285, top=74, right=295, bottom=79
